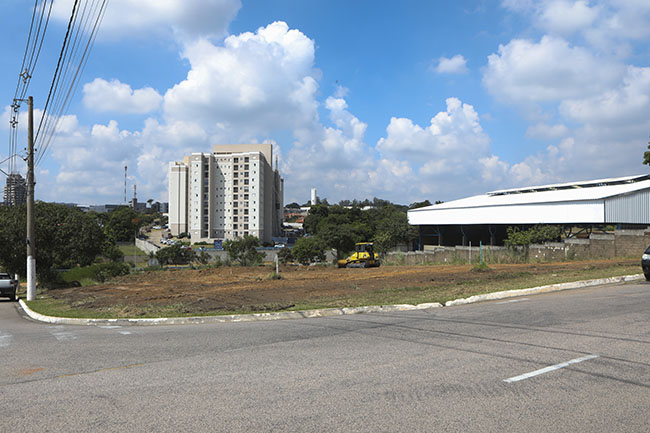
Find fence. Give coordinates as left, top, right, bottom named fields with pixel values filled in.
left=384, top=229, right=650, bottom=265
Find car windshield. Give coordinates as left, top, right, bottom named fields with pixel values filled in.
left=0, top=273, right=10, bottom=279
left=645, top=246, right=650, bottom=254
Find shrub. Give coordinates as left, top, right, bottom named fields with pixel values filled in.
left=223, top=235, right=264, bottom=266
left=155, top=244, right=197, bottom=265
left=61, top=262, right=130, bottom=284
left=292, top=237, right=326, bottom=265
left=277, top=247, right=293, bottom=264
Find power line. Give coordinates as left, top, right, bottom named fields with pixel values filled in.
left=8, top=0, right=54, bottom=174
left=35, top=0, right=109, bottom=167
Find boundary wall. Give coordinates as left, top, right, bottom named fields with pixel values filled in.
left=386, top=229, right=650, bottom=265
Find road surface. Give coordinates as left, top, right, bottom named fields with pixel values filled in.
left=1, top=281, right=649, bottom=432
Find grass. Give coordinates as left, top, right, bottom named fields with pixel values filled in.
left=23, top=262, right=641, bottom=319
left=118, top=244, right=149, bottom=257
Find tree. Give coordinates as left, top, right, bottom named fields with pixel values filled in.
left=644, top=140, right=650, bottom=166
left=277, top=247, right=293, bottom=264
left=223, top=235, right=264, bottom=266
left=504, top=225, right=563, bottom=247
left=292, top=237, right=326, bottom=264
left=0, top=202, right=107, bottom=283
left=285, top=202, right=301, bottom=209
left=372, top=206, right=416, bottom=253
left=105, top=206, right=140, bottom=242
left=155, top=244, right=197, bottom=265
left=409, top=200, right=432, bottom=209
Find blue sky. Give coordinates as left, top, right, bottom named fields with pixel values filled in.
left=2, top=0, right=650, bottom=206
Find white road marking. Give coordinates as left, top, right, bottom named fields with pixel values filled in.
left=48, top=326, right=77, bottom=342
left=496, top=298, right=528, bottom=304
left=504, top=354, right=599, bottom=383
left=99, top=325, right=122, bottom=329
left=0, top=333, right=12, bottom=348
left=119, top=331, right=132, bottom=335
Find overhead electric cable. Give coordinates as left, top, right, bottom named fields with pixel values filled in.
left=36, top=0, right=108, bottom=167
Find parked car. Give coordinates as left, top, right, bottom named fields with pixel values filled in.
left=0, top=272, right=18, bottom=301
left=642, top=246, right=650, bottom=281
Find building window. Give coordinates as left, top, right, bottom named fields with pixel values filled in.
left=234, top=165, right=238, bottom=170
left=233, top=194, right=238, bottom=200
left=244, top=194, right=249, bottom=200
left=234, top=224, right=238, bottom=229
left=233, top=187, right=238, bottom=192
left=244, top=224, right=249, bottom=229
left=233, top=216, right=238, bottom=222
left=244, top=157, right=249, bottom=162
left=244, top=179, right=249, bottom=185
left=244, top=172, right=249, bottom=177
left=244, top=209, right=249, bottom=215
left=244, top=164, right=249, bottom=170
left=233, top=209, right=238, bottom=215
left=234, top=179, right=238, bottom=185
left=234, top=157, right=238, bottom=163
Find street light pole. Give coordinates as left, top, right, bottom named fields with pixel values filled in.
left=26, top=96, right=36, bottom=301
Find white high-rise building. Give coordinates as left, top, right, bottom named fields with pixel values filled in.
left=169, top=144, right=284, bottom=244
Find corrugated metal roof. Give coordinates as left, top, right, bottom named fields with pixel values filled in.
left=408, top=174, right=650, bottom=226
left=410, top=176, right=650, bottom=213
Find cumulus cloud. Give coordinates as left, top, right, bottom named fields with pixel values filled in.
left=434, top=55, right=468, bottom=74
left=163, top=21, right=319, bottom=140
left=52, top=0, right=241, bottom=42
left=83, top=78, right=162, bottom=114
left=483, top=36, right=623, bottom=103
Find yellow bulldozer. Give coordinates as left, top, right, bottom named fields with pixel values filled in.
left=337, top=242, right=381, bottom=268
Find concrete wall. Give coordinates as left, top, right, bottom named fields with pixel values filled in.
left=386, top=229, right=650, bottom=265
left=135, top=238, right=160, bottom=255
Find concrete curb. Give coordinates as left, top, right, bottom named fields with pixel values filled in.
left=444, top=273, right=643, bottom=307
left=18, top=299, right=443, bottom=326
left=18, top=273, right=643, bottom=326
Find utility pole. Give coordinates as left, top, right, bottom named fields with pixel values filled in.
left=26, top=96, right=36, bottom=301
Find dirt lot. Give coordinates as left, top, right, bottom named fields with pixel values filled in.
left=46, top=258, right=638, bottom=315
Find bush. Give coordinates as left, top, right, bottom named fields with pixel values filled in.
left=277, top=247, right=293, bottom=264
left=155, top=244, right=197, bottom=265
left=292, top=237, right=326, bottom=265
left=61, top=262, right=130, bottom=284
left=223, top=235, right=264, bottom=266
left=505, top=225, right=563, bottom=247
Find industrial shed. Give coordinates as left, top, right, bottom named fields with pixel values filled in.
left=408, top=175, right=650, bottom=248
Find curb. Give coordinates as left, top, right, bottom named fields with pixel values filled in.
left=444, top=273, right=643, bottom=306
left=18, top=273, right=643, bottom=326
left=18, top=299, right=443, bottom=326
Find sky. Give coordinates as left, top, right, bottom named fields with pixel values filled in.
left=1, top=0, right=650, bottom=206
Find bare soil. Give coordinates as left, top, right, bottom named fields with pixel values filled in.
left=46, top=259, right=638, bottom=315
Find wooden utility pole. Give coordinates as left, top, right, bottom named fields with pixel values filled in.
left=26, top=96, right=36, bottom=301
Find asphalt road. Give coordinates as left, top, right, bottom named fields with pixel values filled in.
left=1, top=281, right=649, bottom=432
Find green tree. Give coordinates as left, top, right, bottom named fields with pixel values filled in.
left=409, top=200, right=432, bottom=209
left=372, top=206, right=416, bottom=253
left=0, top=202, right=107, bottom=283
left=277, top=247, right=293, bottom=264
left=223, top=235, right=264, bottom=266
left=291, top=237, right=326, bottom=264
left=504, top=225, right=563, bottom=247
left=644, top=140, right=650, bottom=166
left=105, top=206, right=140, bottom=242
left=155, top=244, right=197, bottom=265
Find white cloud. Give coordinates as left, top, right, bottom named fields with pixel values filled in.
left=483, top=36, right=623, bottom=103
left=163, top=21, right=319, bottom=140
left=52, top=0, right=241, bottom=42
left=526, top=122, right=569, bottom=139
left=83, top=78, right=162, bottom=114
left=434, top=55, right=468, bottom=74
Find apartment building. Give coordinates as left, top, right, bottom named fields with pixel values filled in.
left=4, top=173, right=27, bottom=206
left=169, top=144, right=283, bottom=244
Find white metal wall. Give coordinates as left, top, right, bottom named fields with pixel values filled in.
left=605, top=189, right=650, bottom=224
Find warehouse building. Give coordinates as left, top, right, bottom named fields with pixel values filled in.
left=408, top=174, right=650, bottom=249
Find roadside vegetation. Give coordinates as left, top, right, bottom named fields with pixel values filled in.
left=23, top=259, right=639, bottom=319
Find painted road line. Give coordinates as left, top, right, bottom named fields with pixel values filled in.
left=48, top=326, right=77, bottom=342
left=495, top=298, right=528, bottom=304
left=0, top=332, right=12, bottom=348
left=504, top=354, right=599, bottom=383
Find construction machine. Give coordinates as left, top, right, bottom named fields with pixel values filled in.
left=337, top=242, right=381, bottom=268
